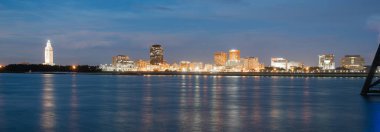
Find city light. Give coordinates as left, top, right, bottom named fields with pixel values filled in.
left=72, top=65, right=77, bottom=70
left=96, top=44, right=367, bottom=73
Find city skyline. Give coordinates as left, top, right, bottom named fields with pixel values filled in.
left=0, top=39, right=373, bottom=68
left=99, top=44, right=366, bottom=72
left=0, top=0, right=380, bottom=65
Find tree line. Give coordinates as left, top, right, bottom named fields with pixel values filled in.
left=0, top=64, right=101, bottom=73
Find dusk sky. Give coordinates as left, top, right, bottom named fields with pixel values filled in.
left=0, top=0, right=380, bottom=66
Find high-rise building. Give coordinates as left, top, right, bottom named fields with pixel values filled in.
left=214, top=51, right=227, bottom=66
left=319, top=54, right=335, bottom=70
left=112, top=55, right=130, bottom=66
left=43, top=40, right=54, bottom=65
left=226, top=49, right=241, bottom=69
left=150, top=44, right=164, bottom=65
left=341, top=55, right=365, bottom=71
left=229, top=49, right=240, bottom=61
left=271, top=57, right=288, bottom=69
left=241, top=57, right=264, bottom=71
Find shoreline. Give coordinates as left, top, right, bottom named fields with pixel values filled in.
left=0, top=71, right=369, bottom=77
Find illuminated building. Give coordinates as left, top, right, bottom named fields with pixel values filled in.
left=319, top=54, right=335, bottom=70
left=229, top=49, right=240, bottom=61
left=99, top=55, right=136, bottom=72
left=341, top=55, right=365, bottom=71
left=241, top=57, right=264, bottom=72
left=271, top=58, right=288, bottom=70
left=169, top=63, right=180, bottom=71
left=160, top=61, right=170, bottom=71
left=287, top=61, right=304, bottom=71
left=112, top=55, right=130, bottom=66
left=225, top=49, right=242, bottom=71
left=214, top=52, right=227, bottom=66
left=43, top=40, right=54, bottom=65
left=204, top=64, right=213, bottom=71
left=147, top=64, right=160, bottom=71
left=136, top=60, right=149, bottom=71
left=150, top=44, right=164, bottom=65
left=189, top=62, right=203, bottom=72
left=180, top=61, right=191, bottom=72
left=114, top=60, right=135, bottom=71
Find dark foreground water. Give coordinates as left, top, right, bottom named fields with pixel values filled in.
left=0, top=73, right=379, bottom=132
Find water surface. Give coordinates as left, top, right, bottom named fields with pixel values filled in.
left=0, top=73, right=378, bottom=132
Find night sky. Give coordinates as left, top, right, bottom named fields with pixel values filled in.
left=0, top=0, right=379, bottom=66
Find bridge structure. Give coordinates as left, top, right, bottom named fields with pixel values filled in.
left=361, top=43, right=380, bottom=95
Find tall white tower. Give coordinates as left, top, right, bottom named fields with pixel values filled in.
left=43, top=40, right=54, bottom=65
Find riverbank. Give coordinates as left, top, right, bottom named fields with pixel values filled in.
left=0, top=71, right=370, bottom=77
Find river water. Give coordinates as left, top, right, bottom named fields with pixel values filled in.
left=0, top=73, right=378, bottom=132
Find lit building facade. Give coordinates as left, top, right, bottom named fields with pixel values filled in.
left=43, top=40, right=54, bottom=65
left=100, top=55, right=136, bottom=72
left=167, top=62, right=178, bottom=71
left=319, top=54, right=335, bottom=70
left=136, top=60, right=149, bottom=71
left=229, top=49, right=240, bottom=61
left=287, top=61, right=304, bottom=71
left=180, top=61, right=191, bottom=72
left=112, top=55, right=130, bottom=66
left=225, top=49, right=242, bottom=71
left=341, top=55, right=365, bottom=71
left=114, top=60, right=135, bottom=71
left=189, top=62, right=203, bottom=72
left=241, top=57, right=264, bottom=72
left=204, top=64, right=213, bottom=71
left=271, top=58, right=288, bottom=69
left=150, top=44, right=164, bottom=65
left=214, top=51, right=227, bottom=66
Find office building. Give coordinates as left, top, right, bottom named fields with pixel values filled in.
left=341, top=55, right=365, bottom=71
left=319, top=54, right=335, bottom=70
left=214, top=51, right=227, bottom=66
left=241, top=57, right=264, bottom=71
left=112, top=55, right=130, bottom=66
left=150, top=44, right=164, bottom=65
left=229, top=49, right=240, bottom=61
left=271, top=58, right=288, bottom=69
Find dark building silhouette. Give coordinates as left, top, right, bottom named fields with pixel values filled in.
left=150, top=44, right=164, bottom=65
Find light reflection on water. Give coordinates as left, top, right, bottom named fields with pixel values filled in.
left=0, top=75, right=5, bottom=131
left=141, top=76, right=152, bottom=132
left=41, top=74, right=56, bottom=132
left=0, top=74, right=379, bottom=131
left=69, top=75, right=79, bottom=132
